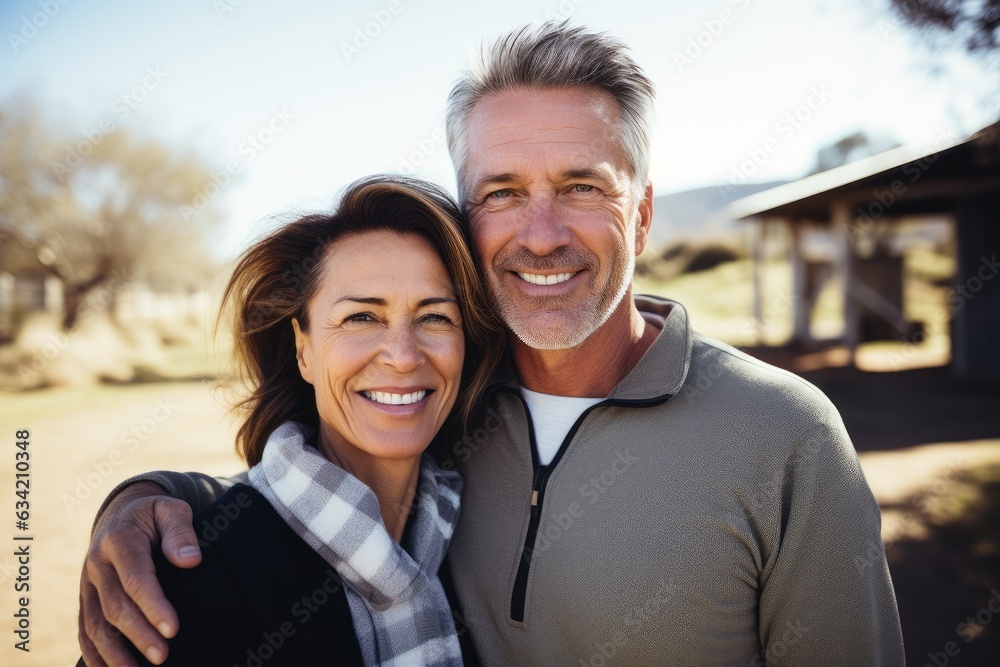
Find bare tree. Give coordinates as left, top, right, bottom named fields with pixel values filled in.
left=0, top=102, right=223, bottom=330
left=809, top=131, right=903, bottom=175
left=890, top=0, right=1000, bottom=53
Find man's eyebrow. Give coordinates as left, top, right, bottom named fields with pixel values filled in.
left=333, top=296, right=458, bottom=307
left=469, top=173, right=517, bottom=194
left=562, top=167, right=610, bottom=180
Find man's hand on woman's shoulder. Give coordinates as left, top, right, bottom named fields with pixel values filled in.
left=79, top=481, right=200, bottom=666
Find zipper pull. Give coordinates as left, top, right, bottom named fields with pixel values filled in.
left=530, top=466, right=544, bottom=507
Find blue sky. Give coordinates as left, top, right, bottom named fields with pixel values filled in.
left=2, top=0, right=996, bottom=248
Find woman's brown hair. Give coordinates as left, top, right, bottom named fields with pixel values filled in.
left=220, top=175, right=505, bottom=466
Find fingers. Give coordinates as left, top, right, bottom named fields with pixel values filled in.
left=103, top=497, right=202, bottom=662
left=113, top=522, right=181, bottom=645
left=79, top=588, right=109, bottom=667
left=81, top=579, right=141, bottom=667
left=108, top=497, right=199, bottom=646
left=154, top=498, right=202, bottom=568
left=79, top=484, right=188, bottom=666
left=87, top=554, right=167, bottom=665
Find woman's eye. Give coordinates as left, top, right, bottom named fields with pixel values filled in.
left=343, top=313, right=375, bottom=324
left=420, top=313, right=454, bottom=325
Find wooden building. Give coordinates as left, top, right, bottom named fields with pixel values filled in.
left=729, top=122, right=1000, bottom=381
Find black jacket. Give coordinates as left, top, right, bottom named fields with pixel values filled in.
left=80, top=484, right=478, bottom=666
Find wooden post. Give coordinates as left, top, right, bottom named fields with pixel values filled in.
left=751, top=217, right=764, bottom=343
left=832, top=201, right=859, bottom=361
left=790, top=220, right=810, bottom=345
left=952, top=192, right=1000, bottom=380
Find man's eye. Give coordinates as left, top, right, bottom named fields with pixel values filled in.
left=485, top=189, right=512, bottom=200
left=572, top=184, right=596, bottom=194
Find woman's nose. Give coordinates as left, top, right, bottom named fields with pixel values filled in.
left=378, top=326, right=425, bottom=372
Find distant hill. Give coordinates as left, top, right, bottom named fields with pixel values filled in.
left=648, top=181, right=788, bottom=245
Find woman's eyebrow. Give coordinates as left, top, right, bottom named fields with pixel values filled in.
left=335, top=295, right=386, bottom=306
left=418, top=297, right=458, bottom=307
left=333, top=296, right=458, bottom=307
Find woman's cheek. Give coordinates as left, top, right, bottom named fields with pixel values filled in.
left=427, top=331, right=465, bottom=375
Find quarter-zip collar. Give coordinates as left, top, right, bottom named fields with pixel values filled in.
left=484, top=295, right=693, bottom=402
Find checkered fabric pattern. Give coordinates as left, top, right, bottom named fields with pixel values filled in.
left=248, top=421, right=464, bottom=666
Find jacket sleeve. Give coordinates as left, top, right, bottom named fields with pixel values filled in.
left=92, top=470, right=250, bottom=529
left=756, top=412, right=905, bottom=666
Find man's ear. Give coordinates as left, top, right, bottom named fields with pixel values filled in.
left=634, top=182, right=654, bottom=256
left=291, top=317, right=313, bottom=385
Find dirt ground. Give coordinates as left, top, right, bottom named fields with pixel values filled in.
left=1, top=349, right=998, bottom=666
left=0, top=380, right=244, bottom=667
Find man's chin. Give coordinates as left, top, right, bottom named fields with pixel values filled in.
left=505, top=312, right=594, bottom=350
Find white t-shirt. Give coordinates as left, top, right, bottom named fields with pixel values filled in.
left=519, top=386, right=605, bottom=466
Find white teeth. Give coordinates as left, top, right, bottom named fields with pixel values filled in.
left=516, top=271, right=575, bottom=285
left=362, top=390, right=427, bottom=405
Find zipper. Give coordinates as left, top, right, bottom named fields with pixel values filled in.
left=504, top=388, right=540, bottom=622
left=509, top=463, right=543, bottom=621
left=505, top=388, right=674, bottom=623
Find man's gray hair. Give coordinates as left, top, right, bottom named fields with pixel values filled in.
left=445, top=21, right=656, bottom=202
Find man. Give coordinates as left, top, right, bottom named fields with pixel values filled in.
left=80, top=22, right=905, bottom=666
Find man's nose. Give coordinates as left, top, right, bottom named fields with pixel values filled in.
left=514, top=194, right=572, bottom=256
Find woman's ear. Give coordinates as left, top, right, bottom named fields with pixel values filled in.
left=291, top=317, right=313, bottom=384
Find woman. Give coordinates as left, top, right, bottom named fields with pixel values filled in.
left=118, top=175, right=503, bottom=666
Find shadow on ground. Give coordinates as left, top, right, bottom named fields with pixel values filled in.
left=884, top=463, right=1000, bottom=666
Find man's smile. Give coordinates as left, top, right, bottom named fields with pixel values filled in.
left=515, top=271, right=578, bottom=286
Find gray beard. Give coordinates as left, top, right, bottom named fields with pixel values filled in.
left=490, top=250, right=635, bottom=351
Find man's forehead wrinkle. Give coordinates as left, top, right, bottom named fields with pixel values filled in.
left=478, top=122, right=605, bottom=142
left=475, top=120, right=533, bottom=138
left=478, top=148, right=618, bottom=171
left=483, top=135, right=538, bottom=150
left=486, top=138, right=603, bottom=152
left=479, top=154, right=611, bottom=171
left=471, top=101, right=616, bottom=134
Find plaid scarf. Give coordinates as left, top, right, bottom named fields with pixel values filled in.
left=248, top=421, right=464, bottom=666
